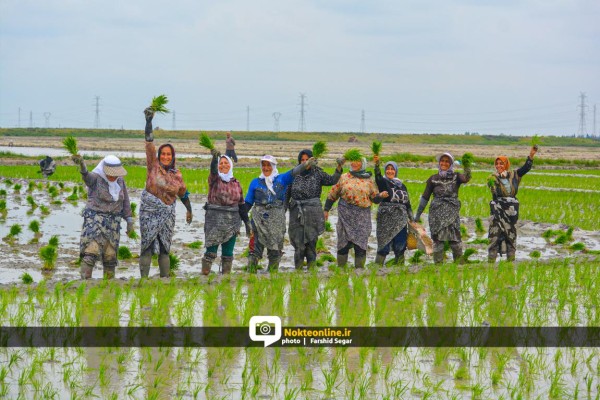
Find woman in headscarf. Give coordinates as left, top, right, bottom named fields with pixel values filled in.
left=372, top=155, right=414, bottom=266
left=201, top=147, right=250, bottom=275
left=487, top=146, right=538, bottom=262
left=245, top=154, right=312, bottom=271
left=139, top=107, right=193, bottom=278
left=324, top=156, right=384, bottom=269
left=71, top=154, right=132, bottom=279
left=415, top=152, right=471, bottom=264
left=288, top=149, right=344, bottom=269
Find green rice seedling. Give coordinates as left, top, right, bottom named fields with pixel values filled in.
left=27, top=181, right=35, bottom=192
left=40, top=205, right=50, bottom=215
left=21, top=273, right=33, bottom=284
left=312, top=141, right=327, bottom=158
left=324, top=220, right=333, bottom=232
left=130, top=202, right=137, bottom=217
left=469, top=238, right=489, bottom=245
left=462, top=248, right=477, bottom=263
left=186, top=240, right=203, bottom=249
left=26, top=195, right=37, bottom=209
left=0, top=199, right=6, bottom=212
left=13, top=183, right=22, bottom=193
left=409, top=250, right=425, bottom=264
left=371, top=141, right=382, bottom=156
left=29, top=219, right=40, bottom=233
left=150, top=94, right=170, bottom=114
left=40, top=245, right=57, bottom=270
left=8, top=224, right=22, bottom=238
left=118, top=246, right=132, bottom=260
left=475, top=217, right=485, bottom=234
left=48, top=235, right=59, bottom=247
left=3, top=179, right=12, bottom=187
left=319, top=253, right=336, bottom=263
left=554, top=227, right=574, bottom=245
left=531, top=134, right=542, bottom=148
left=460, top=224, right=468, bottom=238
left=199, top=133, right=215, bottom=150
left=542, top=229, right=561, bottom=239
left=48, top=185, right=58, bottom=198
left=529, top=250, right=541, bottom=258
left=62, top=136, right=78, bottom=155
left=127, top=229, right=139, bottom=240
left=487, top=176, right=496, bottom=189
left=0, top=189, right=6, bottom=197
left=461, top=152, right=475, bottom=169
left=570, top=242, right=586, bottom=251
left=316, top=237, right=327, bottom=253
left=169, top=253, right=180, bottom=270
left=66, top=186, right=78, bottom=201
left=58, top=182, right=64, bottom=189
left=344, top=148, right=363, bottom=162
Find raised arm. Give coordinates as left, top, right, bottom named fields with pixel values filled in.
left=415, top=177, right=434, bottom=222
left=517, top=146, right=537, bottom=178
left=459, top=163, right=472, bottom=184
left=71, top=154, right=97, bottom=187
left=144, top=108, right=157, bottom=170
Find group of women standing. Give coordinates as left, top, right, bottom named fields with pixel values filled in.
left=70, top=106, right=538, bottom=279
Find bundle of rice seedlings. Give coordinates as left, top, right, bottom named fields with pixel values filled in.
left=475, top=218, right=485, bottom=234
left=570, top=242, right=586, bottom=251
left=531, top=134, right=541, bottom=150
left=28, top=220, right=40, bottom=234
left=130, top=202, right=137, bottom=217
left=0, top=189, right=6, bottom=197
left=0, top=200, right=6, bottom=212
left=9, top=224, right=21, bottom=238
left=542, top=229, right=561, bottom=239
left=169, top=253, right=180, bottom=270
left=21, top=273, right=33, bottom=285
left=40, top=245, right=57, bottom=271
left=312, top=141, right=327, bottom=158
left=48, top=235, right=59, bottom=247
left=316, top=238, right=327, bottom=253
left=409, top=250, right=425, bottom=264
left=4, top=179, right=13, bottom=186
left=461, top=153, right=474, bottom=169
left=27, top=182, right=35, bottom=192
left=319, top=253, right=336, bottom=263
left=128, top=230, right=139, bottom=240
left=186, top=241, right=203, bottom=249
left=343, top=148, right=363, bottom=162
left=487, top=177, right=496, bottom=189
left=48, top=186, right=58, bottom=198
left=13, top=184, right=22, bottom=194
left=66, top=186, right=78, bottom=202
left=40, top=205, right=50, bottom=216
left=371, top=141, right=382, bottom=156
left=62, top=136, right=78, bottom=156
left=199, top=133, right=215, bottom=151
left=149, top=95, right=170, bottom=114
left=324, top=221, right=333, bottom=232
left=460, top=224, right=468, bottom=238
left=554, top=227, right=574, bottom=245
left=118, top=246, right=132, bottom=260
left=462, top=248, right=477, bottom=263
left=529, top=250, right=541, bottom=258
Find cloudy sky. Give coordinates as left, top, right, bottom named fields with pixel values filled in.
left=1, top=0, right=598, bottom=135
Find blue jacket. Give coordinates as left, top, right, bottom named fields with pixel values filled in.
left=245, top=170, right=294, bottom=208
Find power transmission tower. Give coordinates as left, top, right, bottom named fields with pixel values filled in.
left=360, top=110, right=366, bottom=133
left=577, top=92, right=587, bottom=137
left=594, top=104, right=597, bottom=138
left=246, top=106, right=250, bottom=131
left=272, top=112, right=281, bottom=132
left=94, top=96, right=100, bottom=128
left=29, top=111, right=33, bottom=128
left=172, top=111, right=176, bottom=131
left=298, top=93, right=306, bottom=132
left=43, top=112, right=51, bottom=128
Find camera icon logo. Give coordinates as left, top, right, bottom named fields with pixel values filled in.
left=249, top=316, right=281, bottom=347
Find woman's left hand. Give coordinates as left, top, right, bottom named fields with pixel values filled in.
left=379, top=191, right=389, bottom=198
left=186, top=211, right=193, bottom=224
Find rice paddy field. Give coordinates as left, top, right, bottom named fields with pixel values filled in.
left=0, top=146, right=599, bottom=399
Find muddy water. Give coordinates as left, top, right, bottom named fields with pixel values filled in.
left=1, top=177, right=599, bottom=284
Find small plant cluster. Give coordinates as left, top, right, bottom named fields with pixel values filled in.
left=39, top=235, right=59, bottom=271
left=199, top=133, right=215, bottom=151
left=312, top=141, right=327, bottom=158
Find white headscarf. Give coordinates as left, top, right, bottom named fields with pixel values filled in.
left=259, top=155, right=279, bottom=195
left=92, top=155, right=122, bottom=201
left=218, top=155, right=234, bottom=183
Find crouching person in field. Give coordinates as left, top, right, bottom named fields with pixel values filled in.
left=72, top=154, right=133, bottom=279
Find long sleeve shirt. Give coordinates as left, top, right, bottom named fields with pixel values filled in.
left=144, top=141, right=187, bottom=205
left=81, top=171, right=132, bottom=219
left=489, top=157, right=533, bottom=200
left=245, top=170, right=295, bottom=209
left=374, top=164, right=413, bottom=217
left=289, top=167, right=342, bottom=201
left=421, top=167, right=471, bottom=202
left=325, top=173, right=379, bottom=210
left=208, top=155, right=245, bottom=207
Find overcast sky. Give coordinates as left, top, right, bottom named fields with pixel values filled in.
left=1, top=0, right=598, bottom=135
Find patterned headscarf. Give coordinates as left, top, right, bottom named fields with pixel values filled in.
left=383, top=161, right=403, bottom=186
left=157, top=144, right=176, bottom=172
left=437, top=152, right=455, bottom=178
left=218, top=155, right=234, bottom=182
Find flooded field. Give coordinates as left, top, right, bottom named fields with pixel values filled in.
left=1, top=149, right=599, bottom=399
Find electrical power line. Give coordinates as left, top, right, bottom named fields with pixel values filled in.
left=360, top=109, right=366, bottom=133
left=298, top=93, right=306, bottom=132
left=94, top=96, right=101, bottom=128
left=272, top=112, right=281, bottom=132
